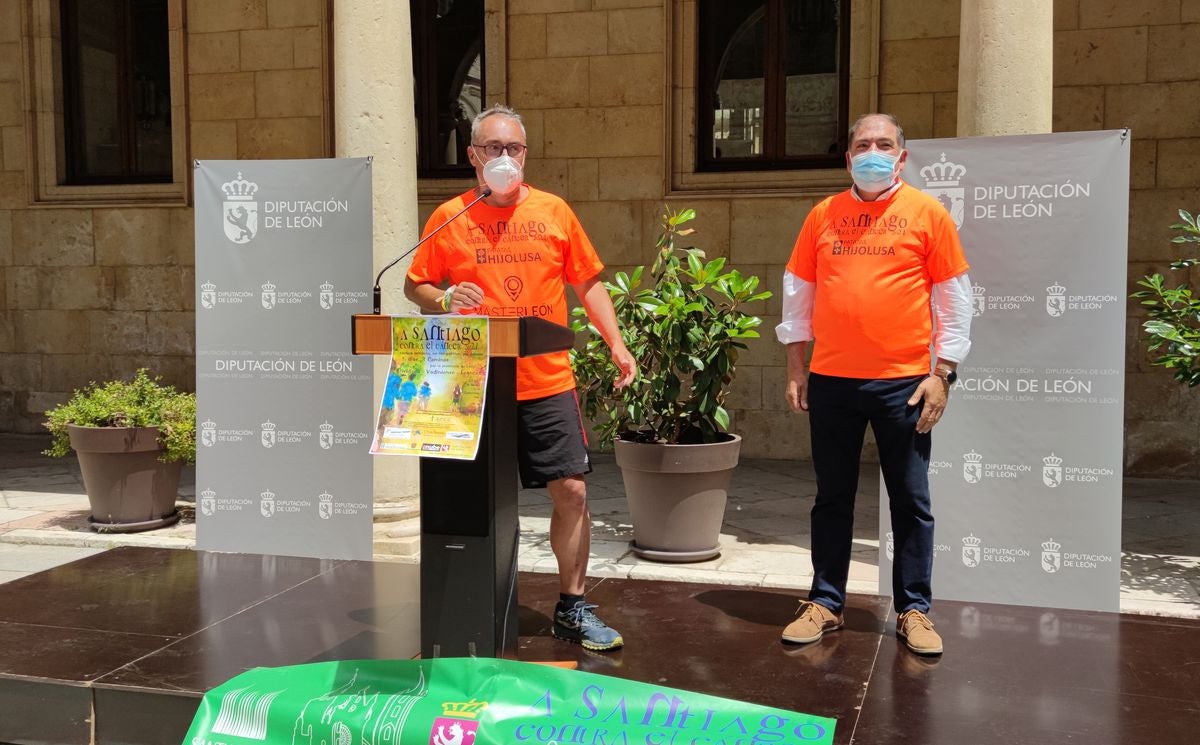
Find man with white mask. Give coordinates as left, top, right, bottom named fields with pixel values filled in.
left=405, top=104, right=637, bottom=651
left=775, top=113, right=973, bottom=656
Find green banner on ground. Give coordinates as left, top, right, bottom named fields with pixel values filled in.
left=184, top=658, right=835, bottom=745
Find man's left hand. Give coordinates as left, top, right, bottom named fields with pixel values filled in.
left=908, top=376, right=949, bottom=434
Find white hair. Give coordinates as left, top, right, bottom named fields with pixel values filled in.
left=471, top=104, right=526, bottom=142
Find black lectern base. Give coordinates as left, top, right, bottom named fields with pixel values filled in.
left=1, top=547, right=1197, bottom=745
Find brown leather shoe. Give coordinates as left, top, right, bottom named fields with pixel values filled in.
left=782, top=601, right=843, bottom=644
left=897, top=609, right=943, bottom=655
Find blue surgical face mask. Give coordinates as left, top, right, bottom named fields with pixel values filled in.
left=850, top=150, right=900, bottom=193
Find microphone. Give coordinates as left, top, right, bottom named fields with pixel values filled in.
left=372, top=187, right=492, bottom=314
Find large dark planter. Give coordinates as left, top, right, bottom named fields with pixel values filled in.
left=614, top=433, right=742, bottom=563
left=66, top=425, right=181, bottom=533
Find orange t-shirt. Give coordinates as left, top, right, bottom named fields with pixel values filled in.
left=787, top=182, right=969, bottom=379
left=406, top=186, right=604, bottom=400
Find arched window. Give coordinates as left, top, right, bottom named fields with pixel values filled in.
left=411, top=0, right=485, bottom=178
left=697, top=0, right=849, bottom=171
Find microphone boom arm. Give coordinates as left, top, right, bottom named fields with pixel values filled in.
left=372, top=187, right=491, bottom=314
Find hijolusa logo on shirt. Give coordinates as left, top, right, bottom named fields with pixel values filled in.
left=829, top=239, right=896, bottom=257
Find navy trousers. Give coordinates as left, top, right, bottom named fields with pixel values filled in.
left=806, top=373, right=934, bottom=614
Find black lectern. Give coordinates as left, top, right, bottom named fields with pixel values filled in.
left=352, top=314, right=573, bottom=658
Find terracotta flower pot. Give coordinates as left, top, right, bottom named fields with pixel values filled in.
left=66, top=425, right=181, bottom=533
left=614, top=433, right=742, bottom=563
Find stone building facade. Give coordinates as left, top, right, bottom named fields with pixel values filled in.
left=1, top=0, right=1198, bottom=477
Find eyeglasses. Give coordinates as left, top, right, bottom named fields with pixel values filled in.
left=472, top=142, right=527, bottom=158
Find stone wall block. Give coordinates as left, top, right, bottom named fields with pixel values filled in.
left=237, top=117, right=324, bottom=159
left=1106, top=82, right=1200, bottom=139
left=546, top=12, right=607, bottom=57
left=1128, top=188, right=1200, bottom=261
left=115, top=266, right=185, bottom=311
left=87, top=311, right=148, bottom=354
left=0, top=354, right=41, bottom=390
left=94, top=209, right=174, bottom=266
left=730, top=198, right=813, bottom=264
left=6, top=266, right=42, bottom=309
left=267, top=0, right=321, bottom=28
left=14, top=210, right=93, bottom=266
left=41, top=355, right=112, bottom=393
left=14, top=310, right=91, bottom=353
left=589, top=54, right=661, bottom=107
left=509, top=14, right=547, bottom=60
left=734, top=409, right=810, bottom=460
left=1156, top=139, right=1200, bottom=187
left=171, top=209, right=196, bottom=267
left=255, top=69, right=323, bottom=117
left=1187, top=0, right=1200, bottom=22
left=510, top=58, right=590, bottom=108
left=881, top=0, right=960, bottom=40
left=592, top=0, right=661, bottom=8
left=0, top=209, right=11, bottom=265
left=190, top=72, right=257, bottom=120
left=0, top=172, right=25, bottom=210
left=0, top=82, right=22, bottom=127
left=1078, top=0, right=1182, bottom=29
left=525, top=158, right=570, bottom=197
left=597, top=156, right=663, bottom=201
left=1129, top=139, right=1157, bottom=190
left=738, top=324, right=785, bottom=367
left=147, top=312, right=196, bottom=355
left=933, top=91, right=958, bottom=138
left=240, top=28, right=294, bottom=71
left=879, top=38, right=959, bottom=94
left=1055, top=28, right=1147, bottom=86
left=0, top=42, right=21, bottom=82
left=879, top=93, right=935, bottom=139
left=188, top=0, right=268, bottom=34
left=568, top=158, right=599, bottom=201
left=293, top=26, right=322, bottom=68
left=2, top=126, right=26, bottom=172
left=1054, top=0, right=1080, bottom=30
left=1148, top=25, right=1200, bottom=82
left=725, top=364, right=763, bottom=411
left=49, top=266, right=116, bottom=310
left=570, top=200, right=643, bottom=265
left=607, top=7, right=664, bottom=54
left=188, top=32, right=240, bottom=73
left=1052, top=85, right=1104, bottom=132
left=191, top=120, right=239, bottom=160
left=508, top=0, right=591, bottom=14
left=0, top=2, right=18, bottom=43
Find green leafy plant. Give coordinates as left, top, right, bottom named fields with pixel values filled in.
left=43, top=369, right=197, bottom=463
left=571, top=206, right=771, bottom=444
left=1132, top=209, right=1200, bottom=387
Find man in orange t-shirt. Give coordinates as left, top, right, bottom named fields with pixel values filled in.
left=775, top=114, right=974, bottom=656
left=405, top=104, right=636, bottom=652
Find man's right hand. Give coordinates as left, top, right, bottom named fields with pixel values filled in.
left=786, top=370, right=809, bottom=412
left=447, top=281, right=484, bottom=311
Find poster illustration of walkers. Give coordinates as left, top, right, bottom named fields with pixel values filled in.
left=371, top=316, right=489, bottom=460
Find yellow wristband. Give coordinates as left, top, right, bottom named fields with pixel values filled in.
left=440, top=286, right=455, bottom=311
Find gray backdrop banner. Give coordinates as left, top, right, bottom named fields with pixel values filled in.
left=195, top=159, right=374, bottom=560
left=879, top=131, right=1130, bottom=613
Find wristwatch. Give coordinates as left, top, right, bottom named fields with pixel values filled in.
left=933, top=365, right=958, bottom=385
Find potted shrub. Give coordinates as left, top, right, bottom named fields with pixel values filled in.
left=571, top=207, right=771, bottom=562
left=1132, top=209, right=1200, bottom=387
left=43, top=369, right=196, bottom=533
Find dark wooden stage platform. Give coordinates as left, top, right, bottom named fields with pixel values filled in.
left=0, top=547, right=1196, bottom=744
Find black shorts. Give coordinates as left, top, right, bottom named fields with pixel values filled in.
left=517, top=390, right=592, bottom=489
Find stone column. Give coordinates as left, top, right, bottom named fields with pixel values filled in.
left=956, top=0, right=1053, bottom=136
left=333, top=2, right=421, bottom=502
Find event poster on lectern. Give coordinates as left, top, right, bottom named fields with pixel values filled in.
left=194, top=159, right=374, bottom=561
left=371, top=316, right=490, bottom=460
left=879, top=131, right=1129, bottom=612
